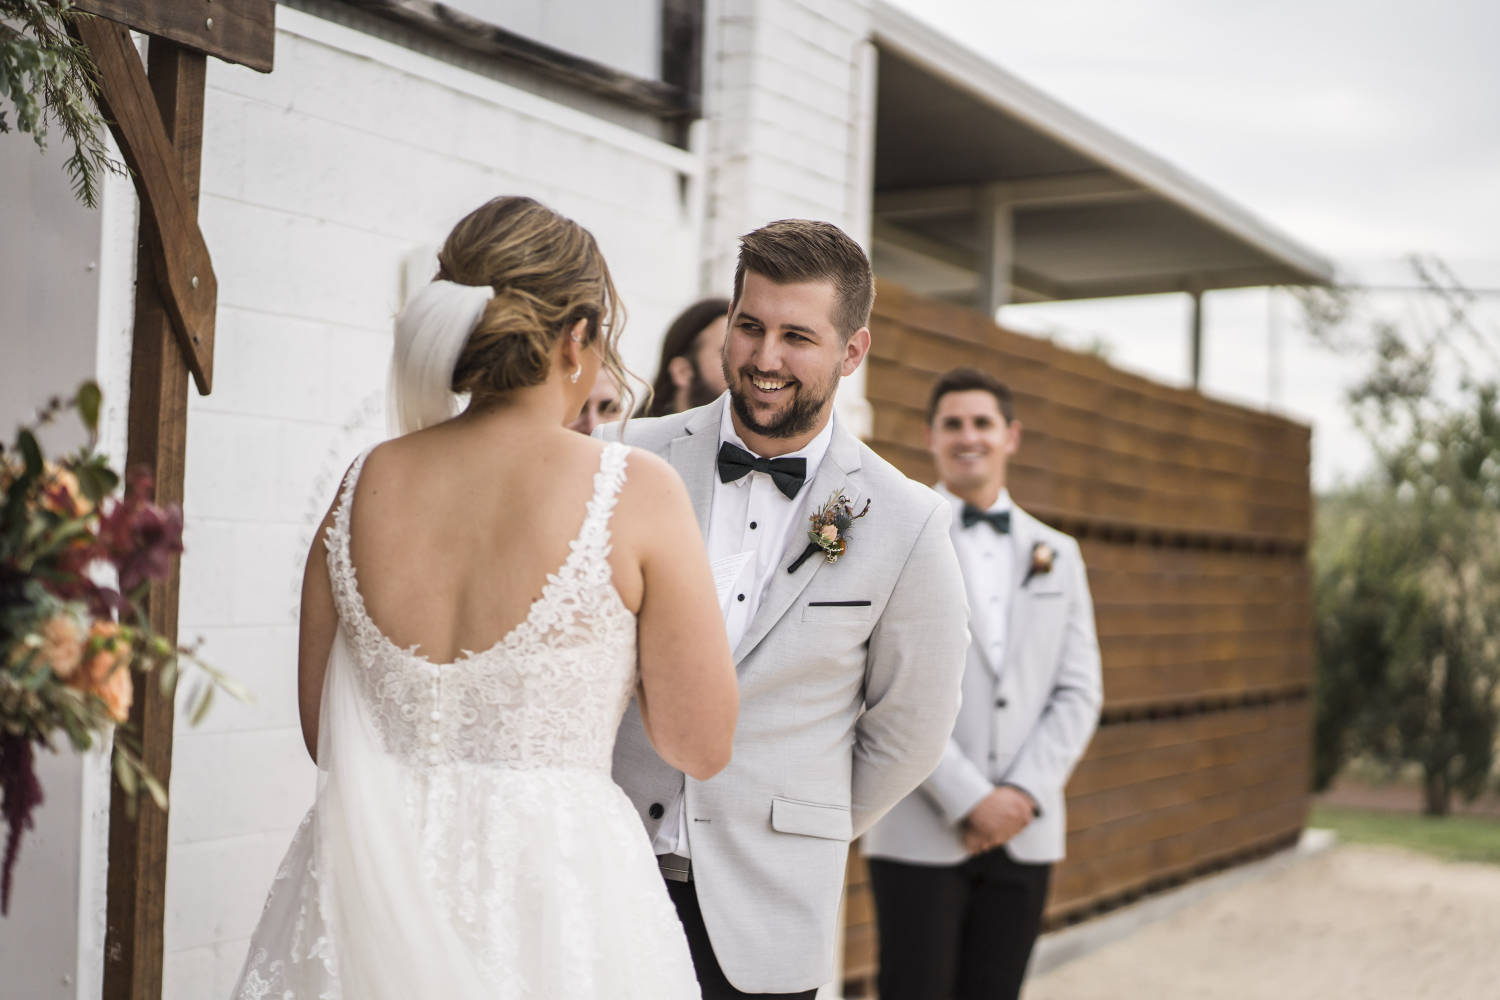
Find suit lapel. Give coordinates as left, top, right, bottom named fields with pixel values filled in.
left=731, top=417, right=863, bottom=664
left=666, top=396, right=726, bottom=542
left=1002, top=505, right=1039, bottom=669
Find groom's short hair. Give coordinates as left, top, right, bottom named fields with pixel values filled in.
left=732, top=219, right=874, bottom=340
left=927, top=367, right=1016, bottom=425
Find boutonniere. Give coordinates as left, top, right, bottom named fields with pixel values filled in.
left=1022, top=541, right=1056, bottom=586
left=788, top=492, right=871, bottom=573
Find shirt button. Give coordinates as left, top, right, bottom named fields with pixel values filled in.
left=737, top=593, right=746, bottom=602
left=749, top=521, right=758, bottom=530
left=429, top=710, right=441, bottom=722
left=429, top=732, right=441, bottom=745
left=995, top=697, right=1008, bottom=708
left=649, top=802, right=665, bottom=820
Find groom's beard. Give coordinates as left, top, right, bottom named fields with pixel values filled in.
left=725, top=359, right=841, bottom=440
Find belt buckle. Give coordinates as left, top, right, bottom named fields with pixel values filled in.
left=658, top=853, right=692, bottom=883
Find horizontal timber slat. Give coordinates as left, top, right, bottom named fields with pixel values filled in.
left=843, top=284, right=1314, bottom=991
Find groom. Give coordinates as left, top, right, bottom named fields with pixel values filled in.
left=603, top=220, right=969, bottom=998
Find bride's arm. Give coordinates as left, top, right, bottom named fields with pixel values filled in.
left=296, top=497, right=341, bottom=763
left=616, top=450, right=738, bottom=780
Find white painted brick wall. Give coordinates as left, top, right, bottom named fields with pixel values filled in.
left=161, top=10, right=703, bottom=996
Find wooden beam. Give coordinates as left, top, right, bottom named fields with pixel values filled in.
left=977, top=183, right=1013, bottom=315
left=340, top=0, right=695, bottom=119
left=875, top=173, right=1151, bottom=220
left=101, top=37, right=205, bottom=1000
left=74, top=14, right=216, bottom=393
left=72, top=0, right=276, bottom=72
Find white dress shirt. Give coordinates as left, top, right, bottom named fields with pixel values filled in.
left=652, top=405, right=834, bottom=857
left=942, top=485, right=1015, bottom=674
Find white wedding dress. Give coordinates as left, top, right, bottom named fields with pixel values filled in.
left=232, top=442, right=701, bottom=998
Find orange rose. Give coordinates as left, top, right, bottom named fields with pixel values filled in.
left=39, top=613, right=87, bottom=680
left=819, top=523, right=839, bottom=542
left=73, top=621, right=134, bottom=722
left=94, top=659, right=134, bottom=723
left=41, top=465, right=93, bottom=518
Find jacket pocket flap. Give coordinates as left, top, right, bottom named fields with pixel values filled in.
left=770, top=796, right=852, bottom=841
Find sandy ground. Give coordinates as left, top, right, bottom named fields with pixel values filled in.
left=1024, top=844, right=1500, bottom=1000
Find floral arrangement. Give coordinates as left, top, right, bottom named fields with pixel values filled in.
left=1022, top=541, right=1056, bottom=586
left=0, top=384, right=238, bottom=914
left=789, top=492, right=871, bottom=573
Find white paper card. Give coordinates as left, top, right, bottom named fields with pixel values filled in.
left=710, top=551, right=754, bottom=615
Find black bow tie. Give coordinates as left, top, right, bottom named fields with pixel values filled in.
left=961, top=504, right=1011, bottom=534
left=717, top=442, right=807, bottom=500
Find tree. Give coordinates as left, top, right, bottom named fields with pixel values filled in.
left=1, top=1, right=121, bottom=206
left=1309, top=257, right=1500, bottom=815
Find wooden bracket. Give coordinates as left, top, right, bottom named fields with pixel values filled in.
left=73, top=15, right=217, bottom=393
left=72, top=0, right=276, bottom=72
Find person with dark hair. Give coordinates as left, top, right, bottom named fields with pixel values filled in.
left=644, top=297, right=731, bottom=416
left=603, top=220, right=969, bottom=999
left=863, top=366, right=1103, bottom=1000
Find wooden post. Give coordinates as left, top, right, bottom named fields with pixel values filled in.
left=101, top=38, right=206, bottom=1000
left=1189, top=286, right=1204, bottom=389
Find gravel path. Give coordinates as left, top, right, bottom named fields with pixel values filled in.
left=1024, top=844, right=1500, bottom=1000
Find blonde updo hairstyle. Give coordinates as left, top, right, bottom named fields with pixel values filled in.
left=437, top=196, right=631, bottom=415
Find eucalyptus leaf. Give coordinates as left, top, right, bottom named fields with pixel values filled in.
left=189, top=683, right=214, bottom=727
left=141, top=771, right=169, bottom=811
left=76, top=380, right=101, bottom=434
left=112, top=747, right=137, bottom=796
left=17, top=429, right=42, bottom=477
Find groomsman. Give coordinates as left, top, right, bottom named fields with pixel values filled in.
left=862, top=367, right=1103, bottom=1000
left=603, top=220, right=969, bottom=998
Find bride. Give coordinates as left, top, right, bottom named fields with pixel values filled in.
left=232, top=196, right=738, bottom=998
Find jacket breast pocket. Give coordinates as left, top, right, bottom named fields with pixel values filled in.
left=770, top=796, right=852, bottom=841
left=801, top=600, right=873, bottom=624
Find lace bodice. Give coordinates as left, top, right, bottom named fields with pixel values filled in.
left=324, top=442, right=638, bottom=772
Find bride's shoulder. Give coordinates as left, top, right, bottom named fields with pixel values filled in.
left=610, top=447, right=692, bottom=530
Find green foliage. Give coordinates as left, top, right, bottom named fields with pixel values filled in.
left=1310, top=257, right=1500, bottom=814
left=1308, top=804, right=1500, bottom=865
left=1, top=1, right=123, bottom=207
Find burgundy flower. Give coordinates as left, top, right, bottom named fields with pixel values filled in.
left=98, top=472, right=183, bottom=595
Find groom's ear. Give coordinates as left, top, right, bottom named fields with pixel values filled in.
left=840, top=327, right=871, bottom=377
left=1005, top=418, right=1023, bottom=455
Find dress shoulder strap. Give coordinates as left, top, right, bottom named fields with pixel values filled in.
left=323, top=447, right=377, bottom=641
left=568, top=442, right=630, bottom=567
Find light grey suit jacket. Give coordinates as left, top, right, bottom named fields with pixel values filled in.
left=862, top=501, right=1102, bottom=866
left=602, top=397, right=968, bottom=993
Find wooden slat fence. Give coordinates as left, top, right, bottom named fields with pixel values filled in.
left=842, top=281, right=1314, bottom=995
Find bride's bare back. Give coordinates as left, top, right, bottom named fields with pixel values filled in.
left=297, top=404, right=736, bottom=781
left=350, top=420, right=638, bottom=663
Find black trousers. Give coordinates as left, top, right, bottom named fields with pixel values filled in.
left=665, top=877, right=819, bottom=1000
left=867, top=851, right=1052, bottom=1000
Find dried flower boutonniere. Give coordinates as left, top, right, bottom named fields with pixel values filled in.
left=788, top=492, right=872, bottom=573
left=1022, top=541, right=1056, bottom=586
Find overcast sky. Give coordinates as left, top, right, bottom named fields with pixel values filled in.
left=885, top=0, right=1500, bottom=489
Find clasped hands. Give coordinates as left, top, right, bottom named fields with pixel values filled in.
left=961, top=785, right=1037, bottom=856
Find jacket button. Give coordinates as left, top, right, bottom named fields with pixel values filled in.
left=995, top=697, right=1008, bottom=708
left=649, top=802, right=665, bottom=820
